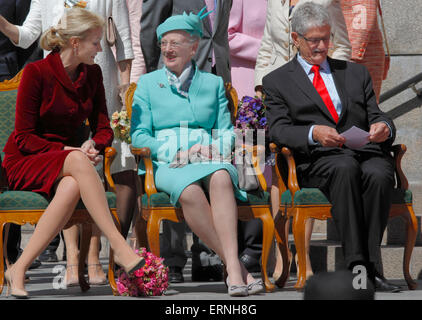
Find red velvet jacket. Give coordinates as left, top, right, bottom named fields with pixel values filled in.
left=3, top=51, right=113, bottom=157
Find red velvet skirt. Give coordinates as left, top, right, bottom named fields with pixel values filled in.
left=3, top=149, right=74, bottom=198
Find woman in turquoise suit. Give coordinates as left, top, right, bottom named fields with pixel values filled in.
left=131, top=10, right=263, bottom=297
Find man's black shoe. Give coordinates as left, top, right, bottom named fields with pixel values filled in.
left=168, top=267, right=184, bottom=283
left=38, top=249, right=58, bottom=263
left=374, top=276, right=401, bottom=293
left=239, top=254, right=261, bottom=273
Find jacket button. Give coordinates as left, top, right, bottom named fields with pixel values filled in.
left=208, top=57, right=212, bottom=62
left=358, top=53, right=363, bottom=57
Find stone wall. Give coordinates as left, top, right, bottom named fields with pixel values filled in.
left=379, top=0, right=422, bottom=215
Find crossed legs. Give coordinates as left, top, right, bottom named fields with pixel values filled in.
left=7, top=151, right=142, bottom=292
left=179, top=170, right=255, bottom=287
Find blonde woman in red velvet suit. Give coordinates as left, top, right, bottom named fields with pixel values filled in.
left=2, top=8, right=144, bottom=298
left=341, top=0, right=386, bottom=102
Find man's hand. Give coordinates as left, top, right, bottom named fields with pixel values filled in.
left=313, top=125, right=346, bottom=147
left=369, top=122, right=390, bottom=143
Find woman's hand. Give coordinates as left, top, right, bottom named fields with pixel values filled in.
left=64, top=140, right=103, bottom=166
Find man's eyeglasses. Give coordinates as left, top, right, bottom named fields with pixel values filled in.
left=297, top=33, right=332, bottom=45
left=157, top=40, right=190, bottom=50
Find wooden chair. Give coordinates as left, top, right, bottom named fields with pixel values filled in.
left=0, top=70, right=121, bottom=296
left=127, top=82, right=278, bottom=292
left=270, top=142, right=418, bottom=290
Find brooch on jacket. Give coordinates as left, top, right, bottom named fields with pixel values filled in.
left=158, top=83, right=166, bottom=88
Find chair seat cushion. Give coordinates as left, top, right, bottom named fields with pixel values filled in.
left=0, top=191, right=49, bottom=210
left=142, top=191, right=270, bottom=207
left=0, top=190, right=116, bottom=211
left=281, top=188, right=330, bottom=206
left=76, top=191, right=117, bottom=210
left=281, top=188, right=412, bottom=206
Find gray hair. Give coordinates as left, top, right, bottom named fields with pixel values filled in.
left=291, top=2, right=331, bottom=35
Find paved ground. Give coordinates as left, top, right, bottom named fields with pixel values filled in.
left=1, top=257, right=421, bottom=301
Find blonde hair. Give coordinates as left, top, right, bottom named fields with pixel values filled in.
left=40, top=7, right=105, bottom=51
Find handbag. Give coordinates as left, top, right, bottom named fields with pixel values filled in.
left=106, top=16, right=117, bottom=47
left=377, top=0, right=390, bottom=80
left=236, top=148, right=261, bottom=192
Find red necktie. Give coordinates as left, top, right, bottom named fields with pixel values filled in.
left=311, top=65, right=339, bottom=123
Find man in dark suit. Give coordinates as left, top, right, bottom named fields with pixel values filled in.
left=264, top=2, right=400, bottom=292
left=0, top=0, right=42, bottom=268
left=139, top=0, right=232, bottom=283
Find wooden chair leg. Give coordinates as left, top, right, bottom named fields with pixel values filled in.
left=147, top=211, right=162, bottom=257
left=257, top=208, right=276, bottom=292
left=78, top=223, right=91, bottom=292
left=109, top=209, right=120, bottom=295
left=292, top=210, right=307, bottom=290
left=274, top=209, right=291, bottom=288
left=402, top=206, right=418, bottom=290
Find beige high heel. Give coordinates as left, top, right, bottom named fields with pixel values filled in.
left=5, top=269, right=28, bottom=299
left=87, top=264, right=107, bottom=285
left=114, top=255, right=145, bottom=274
left=64, top=264, right=79, bottom=287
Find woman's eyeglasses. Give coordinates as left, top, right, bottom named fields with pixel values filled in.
left=157, top=40, right=190, bottom=50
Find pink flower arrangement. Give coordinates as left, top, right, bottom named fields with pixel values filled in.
left=116, top=247, right=169, bottom=297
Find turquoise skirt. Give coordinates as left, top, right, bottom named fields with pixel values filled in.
left=149, top=161, right=248, bottom=207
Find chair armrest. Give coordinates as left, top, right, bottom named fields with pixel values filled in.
left=104, top=147, right=117, bottom=192
left=270, top=143, right=300, bottom=197
left=130, top=146, right=158, bottom=197
left=281, top=147, right=301, bottom=195
left=392, top=144, right=409, bottom=190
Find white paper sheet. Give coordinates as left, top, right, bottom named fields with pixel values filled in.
left=340, top=126, right=370, bottom=149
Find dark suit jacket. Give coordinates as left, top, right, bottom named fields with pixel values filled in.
left=140, top=0, right=232, bottom=83
left=263, top=56, right=396, bottom=174
left=0, top=0, right=41, bottom=80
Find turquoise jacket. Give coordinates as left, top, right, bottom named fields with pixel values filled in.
left=130, top=63, right=247, bottom=206
left=131, top=64, right=234, bottom=167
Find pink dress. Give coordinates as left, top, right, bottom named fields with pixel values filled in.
left=126, top=0, right=146, bottom=83
left=341, top=0, right=385, bottom=101
left=228, top=0, right=267, bottom=99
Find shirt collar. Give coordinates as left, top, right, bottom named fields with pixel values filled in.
left=297, top=53, right=331, bottom=75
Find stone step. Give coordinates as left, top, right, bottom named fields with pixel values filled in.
left=288, top=240, right=422, bottom=281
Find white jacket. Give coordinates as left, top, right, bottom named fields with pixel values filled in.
left=254, top=0, right=351, bottom=88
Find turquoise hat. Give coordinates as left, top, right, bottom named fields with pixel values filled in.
left=156, top=7, right=211, bottom=40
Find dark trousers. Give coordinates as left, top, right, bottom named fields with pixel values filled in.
left=238, top=219, right=262, bottom=261
left=6, top=224, right=21, bottom=263
left=300, top=149, right=395, bottom=269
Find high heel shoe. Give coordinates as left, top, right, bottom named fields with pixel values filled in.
left=87, top=264, right=107, bottom=285
left=64, top=264, right=79, bottom=287
left=5, top=269, right=28, bottom=299
left=114, top=255, right=145, bottom=274
left=225, top=276, right=248, bottom=297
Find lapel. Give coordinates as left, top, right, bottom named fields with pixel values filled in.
left=327, top=57, right=349, bottom=124
left=45, top=51, right=86, bottom=94
left=211, top=0, right=221, bottom=37
left=201, top=0, right=212, bottom=36
left=289, top=57, right=335, bottom=123
left=289, top=56, right=349, bottom=125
